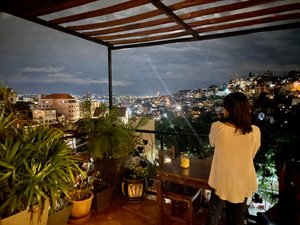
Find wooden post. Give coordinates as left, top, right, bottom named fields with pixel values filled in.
left=108, top=47, right=112, bottom=110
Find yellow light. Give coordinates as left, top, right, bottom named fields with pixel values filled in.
left=126, top=183, right=144, bottom=198
left=181, top=157, right=190, bottom=168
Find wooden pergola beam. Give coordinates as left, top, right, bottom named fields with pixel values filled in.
left=149, top=0, right=199, bottom=38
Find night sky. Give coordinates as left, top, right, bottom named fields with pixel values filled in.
left=1, top=12, right=300, bottom=96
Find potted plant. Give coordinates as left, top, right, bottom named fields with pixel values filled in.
left=121, top=151, right=156, bottom=202
left=76, top=105, right=148, bottom=199
left=67, top=172, right=94, bottom=224
left=0, top=108, right=83, bottom=225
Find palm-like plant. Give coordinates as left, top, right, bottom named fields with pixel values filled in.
left=0, top=109, right=83, bottom=217
left=78, top=107, right=148, bottom=160
left=76, top=106, right=148, bottom=192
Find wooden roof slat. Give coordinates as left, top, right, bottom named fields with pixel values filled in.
left=105, top=30, right=189, bottom=45
left=95, top=3, right=300, bottom=41
left=23, top=0, right=99, bottom=18
left=49, top=0, right=150, bottom=24
left=67, top=0, right=220, bottom=31
left=195, top=12, right=300, bottom=34
left=27, top=16, right=113, bottom=48
left=184, top=0, right=276, bottom=21
left=68, top=7, right=162, bottom=31
left=190, top=2, right=300, bottom=28
left=0, top=0, right=96, bottom=17
left=81, top=0, right=275, bottom=37
left=95, top=25, right=181, bottom=41
left=82, top=17, right=172, bottom=36
left=107, top=12, right=300, bottom=46
left=149, top=0, right=199, bottom=38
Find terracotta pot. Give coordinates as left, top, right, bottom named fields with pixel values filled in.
left=68, top=192, right=94, bottom=224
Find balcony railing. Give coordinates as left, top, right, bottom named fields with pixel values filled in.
left=63, top=129, right=212, bottom=159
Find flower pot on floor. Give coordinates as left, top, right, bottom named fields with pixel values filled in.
left=68, top=192, right=94, bottom=224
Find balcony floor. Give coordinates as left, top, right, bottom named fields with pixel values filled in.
left=85, top=195, right=206, bottom=225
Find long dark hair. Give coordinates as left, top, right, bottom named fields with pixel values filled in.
left=223, top=92, right=252, bottom=134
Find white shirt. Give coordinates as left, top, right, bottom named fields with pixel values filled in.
left=208, top=121, right=261, bottom=203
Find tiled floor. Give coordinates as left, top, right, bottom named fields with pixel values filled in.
left=84, top=196, right=273, bottom=225
left=84, top=196, right=206, bottom=225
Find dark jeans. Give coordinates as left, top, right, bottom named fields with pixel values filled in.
left=205, top=190, right=246, bottom=225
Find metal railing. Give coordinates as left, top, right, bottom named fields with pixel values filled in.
left=64, top=129, right=211, bottom=160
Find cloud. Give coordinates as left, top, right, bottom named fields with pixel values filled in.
left=5, top=70, right=108, bottom=85
left=112, top=80, right=132, bottom=86
left=48, top=72, right=73, bottom=79
left=23, top=66, right=65, bottom=73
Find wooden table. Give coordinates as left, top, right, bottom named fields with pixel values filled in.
left=156, top=157, right=212, bottom=225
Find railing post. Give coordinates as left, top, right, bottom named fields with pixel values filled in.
left=108, top=47, right=112, bottom=110
left=158, top=133, right=164, bottom=166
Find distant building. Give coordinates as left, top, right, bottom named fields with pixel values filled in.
left=38, top=93, right=80, bottom=122
left=16, top=95, right=37, bottom=103
left=80, top=100, right=101, bottom=118
left=93, top=106, right=129, bottom=124
left=117, top=107, right=129, bottom=124
left=32, top=108, right=57, bottom=125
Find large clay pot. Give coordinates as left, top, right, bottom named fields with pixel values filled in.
left=68, top=192, right=94, bottom=224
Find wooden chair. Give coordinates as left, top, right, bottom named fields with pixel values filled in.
left=160, top=146, right=203, bottom=225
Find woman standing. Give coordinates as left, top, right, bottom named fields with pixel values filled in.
left=206, top=92, right=261, bottom=225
